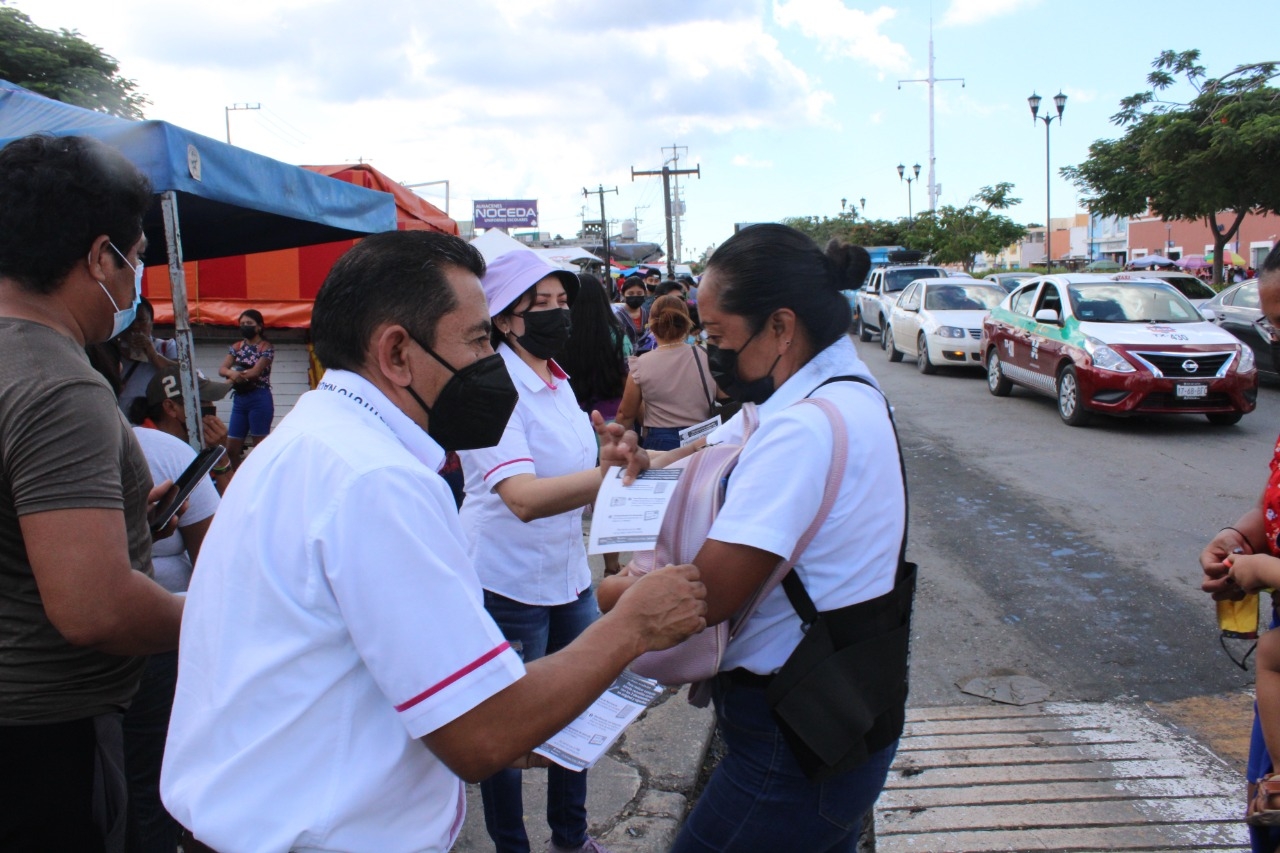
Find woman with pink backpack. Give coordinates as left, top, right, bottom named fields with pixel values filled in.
left=599, top=224, right=914, bottom=852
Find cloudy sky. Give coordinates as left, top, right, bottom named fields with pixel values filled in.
left=23, top=0, right=1280, bottom=261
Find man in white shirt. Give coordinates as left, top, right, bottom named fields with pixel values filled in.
left=161, top=230, right=706, bottom=853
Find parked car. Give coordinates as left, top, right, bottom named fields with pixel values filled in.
left=856, top=264, right=948, bottom=346
left=982, top=275, right=1258, bottom=426
left=885, top=279, right=1005, bottom=374
left=1199, top=279, right=1279, bottom=378
left=984, top=272, right=1035, bottom=293
left=1111, top=271, right=1217, bottom=308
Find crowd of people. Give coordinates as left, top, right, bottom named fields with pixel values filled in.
left=0, top=129, right=943, bottom=853
left=23, top=122, right=1280, bottom=853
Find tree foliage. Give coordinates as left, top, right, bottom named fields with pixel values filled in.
left=1064, top=50, right=1280, bottom=284
left=780, top=212, right=913, bottom=249
left=903, top=199, right=1027, bottom=273
left=0, top=4, right=147, bottom=119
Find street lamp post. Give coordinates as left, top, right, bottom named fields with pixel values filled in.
left=897, top=163, right=921, bottom=224
left=1166, top=223, right=1174, bottom=259
left=1029, top=91, right=1066, bottom=270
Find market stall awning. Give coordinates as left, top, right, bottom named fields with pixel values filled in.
left=0, top=80, right=397, bottom=262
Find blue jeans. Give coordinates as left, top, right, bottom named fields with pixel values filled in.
left=671, top=678, right=897, bottom=853
left=481, top=588, right=599, bottom=853
left=123, top=651, right=179, bottom=853
left=1250, top=608, right=1280, bottom=853
left=642, top=426, right=685, bottom=452
left=228, top=385, right=274, bottom=439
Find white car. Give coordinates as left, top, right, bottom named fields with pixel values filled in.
left=885, top=278, right=1006, bottom=374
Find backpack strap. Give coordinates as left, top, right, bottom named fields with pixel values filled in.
left=781, top=374, right=910, bottom=629
left=691, top=346, right=714, bottom=412
left=727, top=396, right=847, bottom=640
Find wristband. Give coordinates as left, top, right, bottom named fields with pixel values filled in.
left=1221, top=526, right=1255, bottom=551
left=211, top=463, right=232, bottom=475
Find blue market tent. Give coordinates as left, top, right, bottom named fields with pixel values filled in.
left=0, top=79, right=397, bottom=446
left=0, top=80, right=396, bottom=262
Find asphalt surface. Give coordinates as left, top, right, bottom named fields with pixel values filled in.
left=863, top=334, right=1273, bottom=710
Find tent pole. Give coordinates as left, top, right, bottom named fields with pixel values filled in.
left=161, top=191, right=203, bottom=452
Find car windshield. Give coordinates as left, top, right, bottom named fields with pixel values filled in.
left=885, top=268, right=944, bottom=292
left=1068, top=283, right=1201, bottom=324
left=1161, top=276, right=1216, bottom=300
left=924, top=284, right=1005, bottom=311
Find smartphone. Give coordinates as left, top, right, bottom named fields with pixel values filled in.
left=148, top=445, right=226, bottom=533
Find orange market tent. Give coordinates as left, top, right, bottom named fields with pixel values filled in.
left=145, top=164, right=458, bottom=328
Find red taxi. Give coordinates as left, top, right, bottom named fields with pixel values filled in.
left=981, top=275, right=1258, bottom=426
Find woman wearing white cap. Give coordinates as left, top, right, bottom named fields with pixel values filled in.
left=457, top=250, right=613, bottom=853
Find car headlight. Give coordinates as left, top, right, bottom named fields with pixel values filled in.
left=1082, top=335, right=1135, bottom=373
left=1239, top=344, right=1256, bottom=372
left=934, top=325, right=967, bottom=339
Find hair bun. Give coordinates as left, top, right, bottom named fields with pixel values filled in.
left=823, top=240, right=871, bottom=291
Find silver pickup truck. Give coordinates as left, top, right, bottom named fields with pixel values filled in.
left=855, top=264, right=947, bottom=346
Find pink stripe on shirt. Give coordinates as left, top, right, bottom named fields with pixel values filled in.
left=484, top=458, right=533, bottom=480
left=395, top=641, right=513, bottom=713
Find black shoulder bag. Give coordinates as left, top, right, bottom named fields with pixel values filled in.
left=764, top=374, right=916, bottom=782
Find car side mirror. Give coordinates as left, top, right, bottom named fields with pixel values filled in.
left=1199, top=306, right=1216, bottom=322
left=1034, top=308, right=1060, bottom=324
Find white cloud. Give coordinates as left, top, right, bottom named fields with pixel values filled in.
left=940, top=0, right=1041, bottom=28
left=772, top=0, right=911, bottom=74
left=1060, top=86, right=1097, bottom=105
left=732, top=154, right=775, bottom=168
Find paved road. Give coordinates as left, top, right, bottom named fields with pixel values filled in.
left=860, top=335, right=1276, bottom=708
left=860, top=336, right=1271, bottom=850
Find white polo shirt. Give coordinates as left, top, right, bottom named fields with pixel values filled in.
left=457, top=344, right=596, bottom=606
left=161, top=369, right=524, bottom=853
left=131, top=426, right=220, bottom=593
left=708, top=335, right=906, bottom=674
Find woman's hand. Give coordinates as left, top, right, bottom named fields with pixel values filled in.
left=592, top=411, right=650, bottom=485
left=1202, top=526, right=1254, bottom=600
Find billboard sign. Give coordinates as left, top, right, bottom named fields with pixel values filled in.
left=474, top=199, right=538, bottom=229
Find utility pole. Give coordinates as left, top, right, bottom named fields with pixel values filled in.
left=662, top=144, right=689, bottom=263
left=224, top=103, right=260, bottom=145
left=632, top=160, right=701, bottom=279
left=897, top=19, right=963, bottom=212
left=583, top=185, right=618, bottom=274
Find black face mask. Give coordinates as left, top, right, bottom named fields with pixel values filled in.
left=405, top=337, right=518, bottom=452
left=624, top=295, right=646, bottom=309
left=706, top=327, right=782, bottom=405
left=513, top=307, right=572, bottom=360
left=240, top=324, right=258, bottom=339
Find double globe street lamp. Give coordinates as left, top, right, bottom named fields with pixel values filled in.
left=1029, top=91, right=1067, bottom=270
left=897, top=163, right=921, bottom=224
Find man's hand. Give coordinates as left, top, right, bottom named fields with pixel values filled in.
left=611, top=563, right=707, bottom=654
left=146, top=480, right=184, bottom=541
left=202, top=414, right=229, bottom=448
left=1201, top=527, right=1253, bottom=600
left=593, top=412, right=649, bottom=485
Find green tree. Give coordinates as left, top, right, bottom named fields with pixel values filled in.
left=0, top=4, right=147, bottom=119
left=905, top=203, right=1027, bottom=273
left=1064, top=50, right=1280, bottom=284
left=780, top=213, right=914, bottom=249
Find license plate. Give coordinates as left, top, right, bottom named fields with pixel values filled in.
left=1176, top=383, right=1209, bottom=399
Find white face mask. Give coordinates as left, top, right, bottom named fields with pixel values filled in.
left=95, top=242, right=143, bottom=340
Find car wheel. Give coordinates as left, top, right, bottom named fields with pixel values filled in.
left=986, top=349, right=1012, bottom=396
left=917, top=334, right=937, bottom=375
left=1206, top=412, right=1244, bottom=426
left=1056, top=365, right=1092, bottom=426
left=857, top=314, right=872, bottom=342
left=878, top=315, right=889, bottom=349
left=886, top=327, right=903, bottom=362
